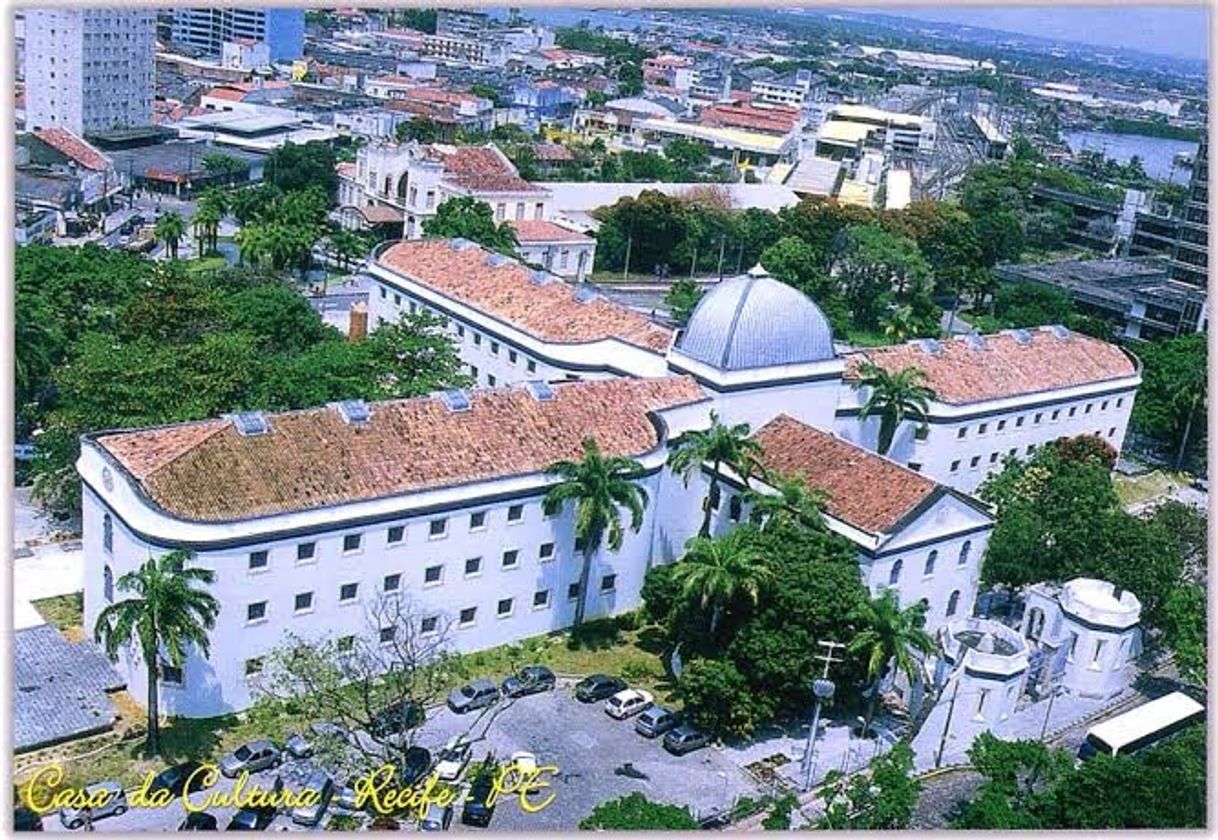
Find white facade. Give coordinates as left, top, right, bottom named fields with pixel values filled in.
left=24, top=8, right=155, bottom=135
left=221, top=39, right=270, bottom=71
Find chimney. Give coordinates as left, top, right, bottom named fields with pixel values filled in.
left=348, top=301, right=369, bottom=341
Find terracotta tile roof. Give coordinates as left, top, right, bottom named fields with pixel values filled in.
left=95, top=377, right=706, bottom=522
left=436, top=145, right=546, bottom=194
left=33, top=128, right=110, bottom=171
left=846, top=328, right=1138, bottom=406
left=358, top=204, right=404, bottom=224
left=752, top=415, right=938, bottom=535
left=335, top=161, right=356, bottom=179
left=700, top=102, right=800, bottom=134
left=205, top=87, right=249, bottom=103
left=508, top=219, right=592, bottom=243
left=377, top=239, right=674, bottom=353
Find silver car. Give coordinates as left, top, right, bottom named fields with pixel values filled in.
left=288, top=768, right=335, bottom=826
left=219, top=739, right=282, bottom=778
left=59, top=781, right=127, bottom=829
left=447, top=678, right=500, bottom=714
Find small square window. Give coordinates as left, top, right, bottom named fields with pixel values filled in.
left=429, top=518, right=448, bottom=539
left=384, top=573, right=401, bottom=592
left=509, top=350, right=518, bottom=364
left=297, top=542, right=316, bottom=562
left=379, top=626, right=396, bottom=644
left=950, top=460, right=960, bottom=472
left=600, top=574, right=616, bottom=593
left=488, top=374, right=497, bottom=386
left=490, top=341, right=500, bottom=355
left=526, top=360, right=537, bottom=373
left=337, top=636, right=355, bottom=653
left=970, top=456, right=981, bottom=468
left=497, top=597, right=514, bottom=616
left=539, top=542, right=555, bottom=560
left=161, top=664, right=184, bottom=685
left=914, top=426, right=929, bottom=441
left=574, top=536, right=587, bottom=554
left=907, top=462, right=922, bottom=472
left=997, top=420, right=1006, bottom=432
left=388, top=525, right=405, bottom=545
left=567, top=582, right=581, bottom=600
left=507, top=504, right=524, bottom=523
left=245, top=657, right=264, bottom=677
left=340, top=582, right=359, bottom=602
left=957, top=427, right=967, bottom=439
left=248, top=601, right=267, bottom=622
left=421, top=616, right=439, bottom=634
left=343, top=533, right=362, bottom=553
left=470, top=511, right=487, bottom=530
left=502, top=549, right=519, bottom=568
left=464, top=557, right=482, bottom=576
left=989, top=452, right=999, bottom=464
left=294, top=592, right=314, bottom=612
left=474, top=333, right=483, bottom=346
left=249, top=550, right=268, bottom=570
left=459, top=606, right=477, bottom=626
left=533, top=589, right=550, bottom=608
left=424, top=564, right=443, bottom=584
left=1009, top=448, right=1017, bottom=458
left=1026, top=444, right=1036, bottom=454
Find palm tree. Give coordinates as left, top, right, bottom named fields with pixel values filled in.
left=853, top=362, right=935, bottom=457
left=671, top=526, right=772, bottom=639
left=668, top=412, right=762, bottom=537
left=192, top=203, right=220, bottom=257
left=93, top=551, right=219, bottom=756
left=847, top=590, right=936, bottom=739
left=543, top=438, right=649, bottom=628
left=154, top=212, right=186, bottom=260
left=195, top=189, right=229, bottom=253
left=744, top=470, right=826, bottom=532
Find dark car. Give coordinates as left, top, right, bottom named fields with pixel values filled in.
left=399, top=746, right=433, bottom=787
left=226, top=807, right=277, bottom=831
left=447, top=679, right=500, bottom=714
left=663, top=724, right=712, bottom=756
left=502, top=665, right=556, bottom=698
left=177, top=812, right=218, bottom=831
left=150, top=761, right=209, bottom=798
left=574, top=674, right=626, bottom=702
left=14, top=806, right=43, bottom=831
left=370, top=700, right=425, bottom=746
left=461, top=773, right=497, bottom=828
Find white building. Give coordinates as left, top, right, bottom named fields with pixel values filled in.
left=24, top=8, right=156, bottom=136
left=220, top=38, right=270, bottom=71
left=508, top=220, right=597, bottom=282
left=80, top=252, right=1143, bottom=718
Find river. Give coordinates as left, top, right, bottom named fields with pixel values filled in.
left=1062, top=130, right=1199, bottom=183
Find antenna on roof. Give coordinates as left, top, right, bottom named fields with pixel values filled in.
left=524, top=380, right=556, bottom=402
left=331, top=399, right=371, bottom=425
left=440, top=389, right=472, bottom=412
left=229, top=411, right=270, bottom=436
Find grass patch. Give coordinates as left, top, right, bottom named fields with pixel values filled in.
left=184, top=255, right=229, bottom=275
left=32, top=593, right=83, bottom=635
left=1112, top=470, right=1189, bottom=507
left=845, top=328, right=893, bottom=347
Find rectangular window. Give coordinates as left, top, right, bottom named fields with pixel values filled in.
left=249, top=550, right=268, bottom=571
left=245, top=658, right=263, bottom=678
left=509, top=350, right=518, bottom=364
left=459, top=606, right=477, bottom=626
left=1034, top=412, right=1043, bottom=424
left=507, top=504, right=524, bottom=523
left=567, top=582, right=581, bottom=600
left=970, top=455, right=981, bottom=468
left=473, top=333, right=482, bottom=346
left=533, top=589, right=550, bottom=608
left=600, top=573, right=616, bottom=593
left=907, top=462, right=922, bottom=472
left=1085, top=403, right=1093, bottom=414
left=1092, top=639, right=1107, bottom=664
left=1027, top=444, right=1036, bottom=454
left=526, top=360, right=537, bottom=374
left=464, top=557, right=482, bottom=576
left=339, top=582, right=359, bottom=602
left=1068, top=407, right=1077, bottom=418
left=379, top=626, right=396, bottom=644
left=421, top=616, right=439, bottom=634
left=487, top=374, right=497, bottom=387
left=248, top=601, right=268, bottom=622
left=294, top=592, right=314, bottom=613
left=976, top=689, right=989, bottom=716
left=502, top=549, right=519, bottom=568
left=1068, top=632, right=1079, bottom=659
left=470, top=364, right=479, bottom=379
left=914, top=426, right=929, bottom=441
left=950, top=460, right=961, bottom=472
left=469, top=511, right=487, bottom=531
left=957, top=427, right=967, bottom=439
left=1051, top=410, right=1061, bottom=421
left=161, top=664, right=184, bottom=685
left=394, top=293, right=401, bottom=306
left=497, top=597, right=514, bottom=617
left=383, top=573, right=401, bottom=593
left=539, top=542, right=555, bottom=560
left=428, top=518, right=448, bottom=539
left=495, top=203, right=505, bottom=221
left=343, top=533, right=362, bottom=553
left=387, top=525, right=405, bottom=545
left=978, top=423, right=988, bottom=435
left=457, top=324, right=465, bottom=338
left=490, top=341, right=500, bottom=355
left=297, top=542, right=316, bottom=562
left=424, top=564, right=443, bottom=585
left=574, top=536, right=587, bottom=554
left=989, top=452, right=999, bottom=464
left=1015, top=416, right=1024, bottom=428
left=534, top=202, right=544, bottom=219
left=1108, top=427, right=1116, bottom=438
left=1101, top=400, right=1109, bottom=411
left=1117, top=397, right=1124, bottom=408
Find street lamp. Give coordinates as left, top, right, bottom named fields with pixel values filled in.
left=800, top=677, right=836, bottom=790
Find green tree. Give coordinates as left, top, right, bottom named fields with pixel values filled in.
left=591, top=190, right=688, bottom=274
left=743, top=470, right=825, bottom=532
left=1159, top=584, right=1205, bottom=686
left=265, top=141, right=337, bottom=198
left=422, top=196, right=518, bottom=253
left=667, top=412, right=761, bottom=536
left=327, top=228, right=371, bottom=274
left=663, top=278, right=703, bottom=325
left=852, top=362, right=935, bottom=456
left=675, top=657, right=763, bottom=737
left=201, top=152, right=248, bottom=184
left=580, top=792, right=700, bottom=830
left=847, top=590, right=935, bottom=738
left=832, top=224, right=933, bottom=330
left=93, top=551, right=219, bottom=755
left=1131, top=333, right=1206, bottom=469
left=819, top=742, right=920, bottom=829
left=154, top=212, right=186, bottom=260
left=760, top=235, right=830, bottom=298
left=671, top=526, right=772, bottom=639
left=953, top=733, right=1072, bottom=829
left=542, top=438, right=649, bottom=627
left=396, top=116, right=440, bottom=144
left=880, top=304, right=918, bottom=344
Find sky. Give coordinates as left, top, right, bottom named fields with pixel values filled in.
left=888, top=6, right=1209, bottom=62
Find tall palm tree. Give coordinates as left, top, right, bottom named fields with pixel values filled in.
left=196, top=189, right=229, bottom=253
left=154, top=212, right=186, bottom=260
left=744, top=469, right=826, bottom=532
left=853, top=362, right=935, bottom=457
left=192, top=204, right=220, bottom=257
left=93, top=551, right=219, bottom=756
left=847, top=590, right=936, bottom=739
left=671, top=526, right=772, bottom=639
left=668, top=412, right=762, bottom=537
left=543, top=438, right=649, bottom=628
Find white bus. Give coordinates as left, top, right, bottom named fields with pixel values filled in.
left=1078, top=691, right=1204, bottom=760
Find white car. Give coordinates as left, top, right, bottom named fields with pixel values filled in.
left=605, top=688, right=654, bottom=720
left=433, top=736, right=472, bottom=781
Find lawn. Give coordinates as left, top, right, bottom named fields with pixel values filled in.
left=184, top=255, right=229, bottom=275
left=1112, top=470, right=1190, bottom=508
left=845, top=327, right=893, bottom=348
left=31, top=593, right=84, bottom=641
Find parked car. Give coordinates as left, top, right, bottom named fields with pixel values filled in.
left=605, top=688, right=653, bottom=719
left=448, top=679, right=501, bottom=714
left=419, top=803, right=453, bottom=831
left=434, top=737, right=472, bottom=781
left=15, top=805, right=43, bottom=831
left=501, top=665, right=556, bottom=698
left=289, top=769, right=335, bottom=826
left=59, top=782, right=127, bottom=829
left=225, top=807, right=276, bottom=831
left=219, top=740, right=281, bottom=778
left=574, top=674, right=627, bottom=702
left=177, top=812, right=218, bottom=831
left=283, top=732, right=313, bottom=760
left=369, top=700, right=424, bottom=746
left=635, top=705, right=681, bottom=738
left=399, top=745, right=433, bottom=787
left=461, top=770, right=497, bottom=828
left=150, top=761, right=209, bottom=798
left=663, top=724, right=712, bottom=756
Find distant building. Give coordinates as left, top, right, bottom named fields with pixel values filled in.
left=172, top=9, right=304, bottom=62
left=508, top=219, right=596, bottom=282
left=818, top=104, right=935, bottom=160
left=1170, top=131, right=1207, bottom=289
left=220, top=38, right=270, bottom=70
left=750, top=69, right=823, bottom=108
left=435, top=9, right=489, bottom=39
left=24, top=8, right=156, bottom=136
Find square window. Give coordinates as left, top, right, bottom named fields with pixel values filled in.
left=245, top=657, right=263, bottom=678
left=337, top=636, right=355, bottom=653
left=533, top=589, right=550, bottom=608
left=567, top=582, right=581, bottom=600
left=384, top=573, right=401, bottom=592
left=539, top=542, right=555, bottom=560
left=248, top=601, right=267, bottom=622
left=379, top=626, right=396, bottom=644
left=488, top=374, right=497, bottom=387
left=249, top=550, right=268, bottom=570
left=297, top=542, right=316, bottom=562
left=294, top=592, right=314, bottom=612
left=161, top=664, right=184, bottom=685
left=490, top=341, right=500, bottom=355
left=497, top=597, right=513, bottom=616
left=470, top=511, right=487, bottom=530
left=459, top=606, right=477, bottom=626
left=1026, top=444, right=1036, bottom=454
left=600, top=574, right=616, bottom=593
left=340, top=582, right=359, bottom=602
left=957, top=427, right=967, bottom=439
left=997, top=420, right=1006, bottom=432
left=574, top=536, right=587, bottom=554
left=424, top=564, right=443, bottom=584
left=970, top=456, right=981, bottom=468
left=388, top=525, right=405, bottom=545
left=465, top=557, right=482, bottom=576
left=526, top=360, right=537, bottom=374
left=507, top=504, right=524, bottom=523
left=343, top=533, right=362, bottom=553
left=914, top=425, right=929, bottom=441
left=409, top=302, right=417, bottom=314
left=989, top=452, right=999, bottom=464
left=950, top=460, right=960, bottom=472
left=421, top=616, right=439, bottom=634
left=1008, top=448, right=1017, bottom=458
left=502, top=549, right=519, bottom=568
left=509, top=350, right=518, bottom=364
left=429, top=518, right=448, bottom=539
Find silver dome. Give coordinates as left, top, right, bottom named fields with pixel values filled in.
left=675, top=266, right=836, bottom=371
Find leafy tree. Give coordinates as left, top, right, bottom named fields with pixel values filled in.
left=671, top=526, right=772, bottom=639
left=991, top=282, right=1076, bottom=328
left=154, top=212, right=186, bottom=260
left=832, top=224, right=933, bottom=330
left=1148, top=499, right=1207, bottom=575
left=265, top=141, right=337, bottom=198
left=390, top=7, right=436, bottom=32
left=422, top=196, right=518, bottom=253
left=846, top=590, right=935, bottom=738
left=664, top=138, right=710, bottom=177
left=1131, top=333, right=1206, bottom=469
left=543, top=438, right=649, bottom=627
left=760, top=235, right=830, bottom=298
left=880, top=304, right=918, bottom=344
left=743, top=470, right=826, bottom=532
left=591, top=190, right=688, bottom=274
left=675, top=657, right=763, bottom=737
left=229, top=183, right=284, bottom=226
left=953, top=733, right=1072, bottom=829
left=580, top=792, right=700, bottom=830
left=1159, top=584, right=1205, bottom=686
left=93, top=551, right=219, bottom=755
left=663, top=278, right=703, bottom=325
left=1024, top=203, right=1074, bottom=251
left=396, top=116, right=440, bottom=144
left=852, top=362, right=935, bottom=456
left=819, top=742, right=920, bottom=829
left=222, top=284, right=335, bottom=354
left=667, top=412, right=761, bottom=536
left=327, top=228, right=372, bottom=274
left=776, top=200, right=876, bottom=265
left=201, top=152, right=248, bottom=184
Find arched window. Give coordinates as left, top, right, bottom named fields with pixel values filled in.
left=103, top=513, right=113, bottom=554
left=923, top=550, right=938, bottom=576
left=103, top=565, right=114, bottom=602
left=1026, top=606, right=1046, bottom=642
left=958, top=540, right=972, bottom=567
left=946, top=589, right=960, bottom=617
left=888, top=559, right=903, bottom=587
left=728, top=495, right=743, bottom=523
left=396, top=172, right=409, bottom=201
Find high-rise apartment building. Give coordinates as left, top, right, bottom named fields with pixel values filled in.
left=171, top=8, right=304, bottom=62
left=1170, top=129, right=1208, bottom=291
left=23, top=8, right=155, bottom=136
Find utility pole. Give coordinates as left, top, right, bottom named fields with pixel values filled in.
left=801, top=640, right=845, bottom=790
left=934, top=675, right=961, bottom=769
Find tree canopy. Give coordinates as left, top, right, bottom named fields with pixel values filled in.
left=422, top=196, right=519, bottom=253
